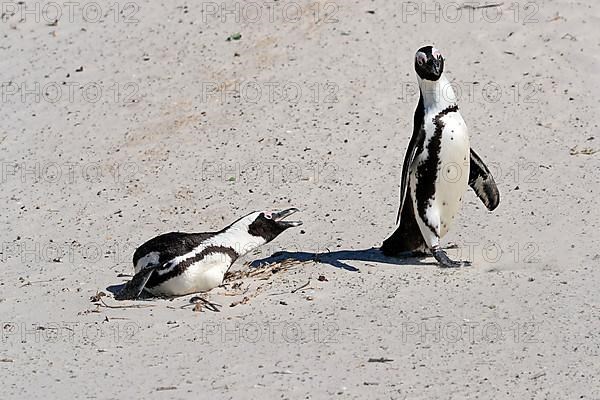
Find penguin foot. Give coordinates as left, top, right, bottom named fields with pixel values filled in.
left=432, top=247, right=471, bottom=268
left=188, top=296, right=221, bottom=312
left=411, top=250, right=430, bottom=257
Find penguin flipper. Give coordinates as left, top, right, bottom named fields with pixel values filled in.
left=114, top=268, right=156, bottom=300
left=469, top=148, right=500, bottom=211
left=396, top=96, right=426, bottom=224
left=382, top=191, right=427, bottom=256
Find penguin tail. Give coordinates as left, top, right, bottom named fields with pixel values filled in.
left=381, top=193, right=426, bottom=256
left=381, top=227, right=420, bottom=256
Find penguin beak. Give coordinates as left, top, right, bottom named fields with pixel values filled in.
left=271, top=208, right=303, bottom=228
left=431, top=59, right=441, bottom=76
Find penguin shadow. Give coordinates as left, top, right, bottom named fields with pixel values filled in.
left=104, top=249, right=436, bottom=297
left=249, top=247, right=436, bottom=272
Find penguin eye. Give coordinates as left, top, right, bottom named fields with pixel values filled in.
left=416, top=53, right=427, bottom=66
left=263, top=213, right=272, bottom=219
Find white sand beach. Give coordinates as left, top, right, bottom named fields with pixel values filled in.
left=1, top=0, right=599, bottom=398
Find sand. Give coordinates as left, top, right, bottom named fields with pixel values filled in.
left=1, top=0, right=599, bottom=398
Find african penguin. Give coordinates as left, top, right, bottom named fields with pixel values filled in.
left=381, top=46, right=500, bottom=267
left=115, top=208, right=302, bottom=299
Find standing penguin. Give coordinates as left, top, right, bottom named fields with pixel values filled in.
left=115, top=208, right=302, bottom=299
left=381, top=46, right=500, bottom=267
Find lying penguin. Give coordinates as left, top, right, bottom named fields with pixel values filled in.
left=115, top=208, right=302, bottom=300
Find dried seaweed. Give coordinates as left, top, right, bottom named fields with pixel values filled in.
left=570, top=145, right=599, bottom=156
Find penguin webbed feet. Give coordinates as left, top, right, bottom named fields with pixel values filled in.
left=432, top=246, right=471, bottom=268
left=187, top=296, right=221, bottom=312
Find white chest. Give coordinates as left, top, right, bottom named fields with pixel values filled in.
left=410, top=109, right=470, bottom=238
left=436, top=111, right=470, bottom=174
left=148, top=252, right=233, bottom=296
left=436, top=112, right=470, bottom=235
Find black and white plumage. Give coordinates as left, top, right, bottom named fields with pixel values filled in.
left=381, top=46, right=499, bottom=267
left=115, top=208, right=302, bottom=300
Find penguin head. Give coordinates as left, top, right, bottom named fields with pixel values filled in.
left=415, top=46, right=444, bottom=81
left=247, top=208, right=303, bottom=242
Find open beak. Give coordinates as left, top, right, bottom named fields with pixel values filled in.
left=271, top=208, right=303, bottom=227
